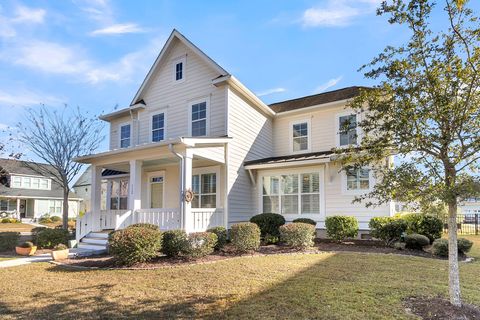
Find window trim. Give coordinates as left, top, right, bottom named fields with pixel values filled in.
left=150, top=110, right=167, bottom=143
left=335, top=111, right=359, bottom=148
left=257, top=167, right=325, bottom=220
left=188, top=97, right=210, bottom=137
left=118, top=122, right=132, bottom=149
left=172, top=55, right=186, bottom=83
left=192, top=166, right=220, bottom=208
left=10, top=175, right=51, bottom=190
left=289, top=119, right=311, bottom=154
left=147, top=171, right=166, bottom=209
left=341, top=167, right=374, bottom=195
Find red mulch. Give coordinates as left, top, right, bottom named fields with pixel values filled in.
left=404, top=296, right=480, bottom=320
left=56, top=239, right=457, bottom=269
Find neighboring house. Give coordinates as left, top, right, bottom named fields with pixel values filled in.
left=74, top=29, right=394, bottom=250
left=0, top=158, right=81, bottom=220
left=459, top=198, right=480, bottom=215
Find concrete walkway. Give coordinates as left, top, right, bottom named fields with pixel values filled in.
left=0, top=249, right=88, bottom=268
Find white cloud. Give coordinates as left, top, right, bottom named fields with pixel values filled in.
left=0, top=4, right=46, bottom=38
left=314, top=76, right=343, bottom=93
left=301, top=0, right=381, bottom=27
left=90, top=23, right=146, bottom=36
left=0, top=89, right=63, bottom=107
left=256, top=87, right=287, bottom=97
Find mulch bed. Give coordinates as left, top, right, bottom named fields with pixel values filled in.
left=404, top=296, right=480, bottom=319
left=55, top=239, right=463, bottom=270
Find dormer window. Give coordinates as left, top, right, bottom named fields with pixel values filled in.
left=120, top=123, right=131, bottom=148
left=173, top=56, right=186, bottom=83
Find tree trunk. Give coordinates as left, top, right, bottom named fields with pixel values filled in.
left=447, top=200, right=461, bottom=306
left=62, top=187, right=69, bottom=230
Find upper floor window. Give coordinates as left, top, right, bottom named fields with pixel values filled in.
left=338, top=114, right=357, bottom=146
left=173, top=56, right=186, bottom=83
left=291, top=120, right=310, bottom=152
left=152, top=113, right=165, bottom=142
left=191, top=101, right=207, bottom=137
left=120, top=123, right=131, bottom=148
left=345, top=167, right=370, bottom=191
left=11, top=176, right=51, bottom=190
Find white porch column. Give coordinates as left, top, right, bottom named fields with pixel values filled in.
left=129, top=160, right=143, bottom=211
left=91, top=165, right=102, bottom=214
left=183, top=151, right=193, bottom=233
left=16, top=198, right=20, bottom=219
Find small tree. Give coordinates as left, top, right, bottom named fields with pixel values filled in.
left=17, top=106, right=103, bottom=229
left=343, top=0, right=480, bottom=306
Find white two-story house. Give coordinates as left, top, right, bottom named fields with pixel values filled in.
left=74, top=29, right=393, bottom=249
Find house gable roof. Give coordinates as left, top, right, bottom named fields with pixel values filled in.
left=131, top=29, right=230, bottom=106
left=269, top=86, right=371, bottom=113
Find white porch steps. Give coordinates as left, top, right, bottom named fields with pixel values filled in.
left=77, top=231, right=110, bottom=254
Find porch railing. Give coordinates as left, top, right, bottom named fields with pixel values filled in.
left=132, top=208, right=181, bottom=230
left=100, top=210, right=128, bottom=230
left=191, top=208, right=224, bottom=232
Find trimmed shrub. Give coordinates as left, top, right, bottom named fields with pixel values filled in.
left=401, top=214, right=443, bottom=243
left=263, top=234, right=279, bottom=245
left=279, top=223, right=315, bottom=249
left=127, top=223, right=159, bottom=231
left=458, top=238, right=473, bottom=253
left=162, top=230, right=188, bottom=257
left=369, top=217, right=407, bottom=245
left=182, top=232, right=217, bottom=259
left=18, top=241, right=34, bottom=248
left=292, top=218, right=317, bottom=226
left=0, top=232, right=20, bottom=251
left=35, top=228, right=69, bottom=249
left=432, top=238, right=474, bottom=257
left=325, top=216, right=359, bottom=241
left=50, top=216, right=62, bottom=223
left=108, top=227, right=162, bottom=266
left=405, top=233, right=430, bottom=250
left=206, top=226, right=227, bottom=250
left=250, top=213, right=285, bottom=238
left=230, top=222, right=261, bottom=252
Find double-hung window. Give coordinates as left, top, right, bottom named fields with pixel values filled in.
left=338, top=114, right=357, bottom=146
left=120, top=124, right=131, bottom=148
left=345, top=167, right=370, bottom=191
left=291, top=120, right=310, bottom=152
left=11, top=176, right=21, bottom=188
left=152, top=113, right=165, bottom=142
left=191, top=101, right=207, bottom=136
left=192, top=173, right=216, bottom=208
left=262, top=172, right=320, bottom=215
left=173, top=56, right=186, bottom=82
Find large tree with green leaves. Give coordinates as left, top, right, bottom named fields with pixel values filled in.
left=345, top=0, right=480, bottom=306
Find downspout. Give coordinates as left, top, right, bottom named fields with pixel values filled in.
left=168, top=143, right=185, bottom=230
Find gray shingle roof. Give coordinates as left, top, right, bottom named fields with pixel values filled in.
left=244, top=150, right=334, bottom=167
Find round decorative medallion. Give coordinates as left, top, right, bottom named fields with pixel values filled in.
left=184, top=189, right=194, bottom=203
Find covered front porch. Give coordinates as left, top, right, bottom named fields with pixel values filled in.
left=75, top=138, right=229, bottom=242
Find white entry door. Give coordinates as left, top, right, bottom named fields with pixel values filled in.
left=149, top=174, right=164, bottom=208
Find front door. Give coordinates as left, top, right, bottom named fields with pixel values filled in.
left=19, top=199, right=26, bottom=218
left=149, top=175, right=164, bottom=208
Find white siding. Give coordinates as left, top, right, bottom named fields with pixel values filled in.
left=136, top=38, right=226, bottom=144
left=227, top=87, right=273, bottom=223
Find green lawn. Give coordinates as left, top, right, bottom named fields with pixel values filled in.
left=0, top=237, right=479, bottom=319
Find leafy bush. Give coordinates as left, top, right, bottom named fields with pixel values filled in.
left=458, top=238, right=473, bottom=253
left=264, top=234, right=279, bottom=245
left=50, top=216, right=62, bottom=223
left=325, top=216, right=359, bottom=241
left=432, top=238, right=474, bottom=257
left=127, top=223, right=159, bottom=231
left=18, top=241, right=34, bottom=248
left=0, top=232, right=20, bottom=251
left=250, top=213, right=285, bottom=238
left=31, top=226, right=47, bottom=243
left=369, top=217, right=407, bottom=245
left=206, top=226, right=227, bottom=250
left=401, top=213, right=443, bottom=243
left=162, top=230, right=188, bottom=257
left=230, top=222, right=261, bottom=252
left=53, top=243, right=68, bottom=251
left=405, top=233, right=430, bottom=250
left=39, top=214, right=53, bottom=224
left=35, top=228, right=70, bottom=249
left=108, top=227, right=162, bottom=266
left=182, top=232, right=217, bottom=259
left=1, top=218, right=19, bottom=223
left=292, top=218, right=317, bottom=226
left=279, top=223, right=315, bottom=249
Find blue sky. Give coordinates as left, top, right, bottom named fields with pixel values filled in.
left=0, top=0, right=478, bottom=154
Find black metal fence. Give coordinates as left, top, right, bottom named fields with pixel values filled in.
left=443, top=214, right=479, bottom=235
